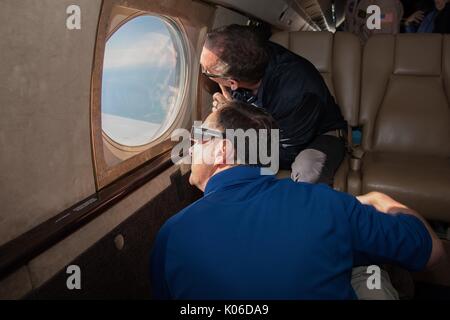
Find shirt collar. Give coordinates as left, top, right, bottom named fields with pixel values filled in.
left=204, top=166, right=271, bottom=196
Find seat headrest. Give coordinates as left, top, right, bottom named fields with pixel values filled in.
left=270, top=31, right=333, bottom=73
left=394, top=34, right=442, bottom=76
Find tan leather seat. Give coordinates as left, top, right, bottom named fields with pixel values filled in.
left=356, top=34, right=450, bottom=222
left=270, top=31, right=361, bottom=188
left=362, top=152, right=450, bottom=221
left=270, top=31, right=361, bottom=127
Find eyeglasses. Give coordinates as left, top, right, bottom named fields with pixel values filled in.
left=201, top=65, right=229, bottom=79
left=190, top=125, right=225, bottom=146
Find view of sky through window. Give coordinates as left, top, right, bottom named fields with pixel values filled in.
left=101, top=15, right=183, bottom=146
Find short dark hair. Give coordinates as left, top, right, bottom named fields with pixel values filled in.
left=205, top=24, right=269, bottom=83
left=215, top=101, right=277, bottom=166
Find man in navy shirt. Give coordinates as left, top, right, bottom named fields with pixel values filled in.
left=150, top=102, right=444, bottom=300
left=200, top=24, right=347, bottom=185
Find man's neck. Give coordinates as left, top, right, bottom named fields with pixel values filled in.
left=200, top=165, right=235, bottom=193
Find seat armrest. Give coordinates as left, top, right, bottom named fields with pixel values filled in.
left=347, top=156, right=362, bottom=196
left=351, top=145, right=365, bottom=159
left=333, top=154, right=350, bottom=192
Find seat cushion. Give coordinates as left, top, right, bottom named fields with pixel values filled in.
left=361, top=152, right=450, bottom=222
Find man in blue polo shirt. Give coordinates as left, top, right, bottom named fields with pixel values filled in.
left=150, top=102, right=444, bottom=300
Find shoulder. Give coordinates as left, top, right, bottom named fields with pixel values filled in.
left=267, top=42, right=317, bottom=73
left=264, top=42, right=324, bottom=88
left=154, top=197, right=206, bottom=245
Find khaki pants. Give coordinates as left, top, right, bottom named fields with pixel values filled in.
left=290, top=134, right=346, bottom=185
left=351, top=266, right=400, bottom=300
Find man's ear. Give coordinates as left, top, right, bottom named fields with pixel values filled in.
left=229, top=79, right=239, bottom=91
left=213, top=139, right=235, bottom=166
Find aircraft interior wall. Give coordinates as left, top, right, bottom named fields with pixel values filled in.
left=0, top=0, right=255, bottom=300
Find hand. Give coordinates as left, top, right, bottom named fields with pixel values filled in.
left=212, top=84, right=232, bottom=112
left=405, top=10, right=425, bottom=26
left=212, top=93, right=228, bottom=112
left=356, top=192, right=409, bottom=214
left=219, top=83, right=232, bottom=100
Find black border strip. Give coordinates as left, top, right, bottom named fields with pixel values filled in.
left=0, top=151, right=174, bottom=279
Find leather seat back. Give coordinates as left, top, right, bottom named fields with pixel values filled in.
left=270, top=31, right=361, bottom=127
left=360, top=34, right=450, bottom=156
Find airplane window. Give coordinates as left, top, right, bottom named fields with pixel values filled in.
left=101, top=15, right=186, bottom=147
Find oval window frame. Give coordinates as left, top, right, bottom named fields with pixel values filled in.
left=90, top=0, right=212, bottom=190
left=100, top=13, right=190, bottom=152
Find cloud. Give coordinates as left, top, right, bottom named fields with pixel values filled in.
left=103, top=32, right=178, bottom=70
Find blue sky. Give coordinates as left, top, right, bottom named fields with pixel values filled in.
left=103, top=15, right=177, bottom=70
left=106, top=15, right=169, bottom=52
left=101, top=15, right=182, bottom=145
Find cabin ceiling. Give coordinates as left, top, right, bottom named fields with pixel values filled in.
left=203, top=0, right=347, bottom=31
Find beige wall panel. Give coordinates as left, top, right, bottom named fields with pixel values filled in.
left=0, top=0, right=101, bottom=245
